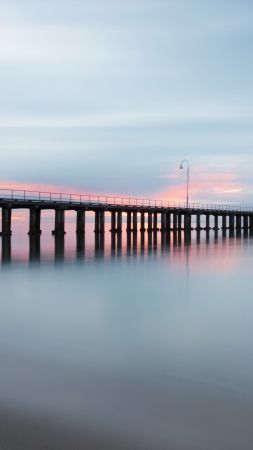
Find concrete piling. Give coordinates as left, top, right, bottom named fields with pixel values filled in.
left=178, top=213, right=182, bottom=231
left=243, top=215, right=249, bottom=230
left=250, top=215, right=253, bottom=231
left=229, top=214, right=235, bottom=230
left=222, top=215, right=226, bottom=230
left=111, top=211, right=116, bottom=232
left=140, top=212, right=145, bottom=231
left=127, top=211, right=132, bottom=231
left=173, top=212, right=177, bottom=230
left=153, top=212, right=158, bottom=231
left=133, top=211, right=138, bottom=232
left=76, top=210, right=85, bottom=234
left=99, top=210, right=105, bottom=233
left=95, top=210, right=100, bottom=232
left=148, top=212, right=152, bottom=231
left=196, top=214, right=201, bottom=230
left=53, top=209, right=65, bottom=235
left=214, top=215, right=219, bottom=230
left=1, top=207, right=12, bottom=236
left=165, top=212, right=171, bottom=231
left=29, top=208, right=41, bottom=235
left=161, top=212, right=166, bottom=231
left=206, top=214, right=210, bottom=230
left=236, top=215, right=241, bottom=229
left=117, top=211, right=122, bottom=232
left=184, top=213, right=191, bottom=231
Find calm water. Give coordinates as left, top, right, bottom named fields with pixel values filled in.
left=1, top=216, right=253, bottom=449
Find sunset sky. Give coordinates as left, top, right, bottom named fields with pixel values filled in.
left=0, top=0, right=253, bottom=204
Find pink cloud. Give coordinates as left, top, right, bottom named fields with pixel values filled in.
left=0, top=171, right=248, bottom=206
left=0, top=180, right=135, bottom=200
left=158, top=169, right=246, bottom=204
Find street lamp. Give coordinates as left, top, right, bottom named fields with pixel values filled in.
left=179, top=159, right=189, bottom=208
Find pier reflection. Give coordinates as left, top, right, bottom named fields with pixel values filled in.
left=1, top=236, right=11, bottom=264
left=55, top=235, right=65, bottom=261
left=95, top=233, right=104, bottom=258
left=76, top=233, right=85, bottom=259
left=0, top=228, right=252, bottom=265
left=29, top=235, right=41, bottom=262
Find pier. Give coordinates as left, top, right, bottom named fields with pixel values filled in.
left=0, top=188, right=253, bottom=237
left=1, top=188, right=253, bottom=263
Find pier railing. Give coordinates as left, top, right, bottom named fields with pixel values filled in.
left=0, top=188, right=253, bottom=213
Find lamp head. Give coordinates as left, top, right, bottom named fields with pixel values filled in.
left=179, top=163, right=183, bottom=169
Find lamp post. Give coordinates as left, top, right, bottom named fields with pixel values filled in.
left=179, top=159, right=189, bottom=208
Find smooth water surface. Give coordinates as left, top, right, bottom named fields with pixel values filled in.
left=0, top=218, right=253, bottom=449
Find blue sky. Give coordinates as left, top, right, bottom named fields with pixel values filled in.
left=0, top=0, right=253, bottom=203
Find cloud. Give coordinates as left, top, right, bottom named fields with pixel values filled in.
left=0, top=25, right=121, bottom=64
left=0, top=0, right=253, bottom=204
left=0, top=109, right=252, bottom=128
left=0, top=168, right=248, bottom=207
left=158, top=169, right=249, bottom=205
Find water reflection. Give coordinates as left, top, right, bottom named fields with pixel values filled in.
left=1, top=226, right=253, bottom=450
left=95, top=233, right=104, bottom=258
left=55, top=235, right=65, bottom=261
left=29, top=235, right=41, bottom=262
left=76, top=233, right=85, bottom=259
left=0, top=227, right=252, bottom=264
left=1, top=236, right=11, bottom=264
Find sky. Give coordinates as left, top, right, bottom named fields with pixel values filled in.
left=0, top=0, right=253, bottom=204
